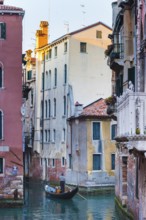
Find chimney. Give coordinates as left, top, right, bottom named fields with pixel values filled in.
left=0, top=0, right=4, bottom=5
left=74, top=101, right=83, bottom=117
left=36, top=21, right=49, bottom=49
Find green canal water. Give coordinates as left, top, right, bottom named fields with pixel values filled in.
left=0, top=181, right=128, bottom=220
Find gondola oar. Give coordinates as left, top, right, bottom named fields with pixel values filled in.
left=67, top=185, right=87, bottom=200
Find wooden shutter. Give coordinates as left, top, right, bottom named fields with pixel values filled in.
left=0, top=158, right=3, bottom=173
left=93, top=154, right=101, bottom=170
left=93, top=122, right=100, bottom=140
left=1, top=23, right=6, bottom=39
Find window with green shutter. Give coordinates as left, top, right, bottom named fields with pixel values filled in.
left=0, top=158, right=3, bottom=173
left=0, top=67, right=2, bottom=88
left=93, top=122, right=100, bottom=140
left=111, top=154, right=115, bottom=170
left=93, top=154, right=101, bottom=170
left=0, top=23, right=6, bottom=39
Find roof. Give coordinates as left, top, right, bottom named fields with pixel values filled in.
left=50, top=21, right=112, bottom=46
left=0, top=5, right=23, bottom=11
left=80, top=98, right=109, bottom=118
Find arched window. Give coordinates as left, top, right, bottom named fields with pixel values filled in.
left=49, top=70, right=51, bottom=89
left=0, top=110, right=3, bottom=139
left=45, top=100, right=47, bottom=118
left=45, top=71, right=48, bottom=90
left=48, top=99, right=51, bottom=118
left=64, top=64, right=67, bottom=84
left=53, top=98, right=56, bottom=117
left=54, top=68, right=57, bottom=87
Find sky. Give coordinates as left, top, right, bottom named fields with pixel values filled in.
left=5, top=0, right=115, bottom=53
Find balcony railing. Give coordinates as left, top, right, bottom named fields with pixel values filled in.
left=116, top=90, right=146, bottom=137
left=112, top=43, right=124, bottom=59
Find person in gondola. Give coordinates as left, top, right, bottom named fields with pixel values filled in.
left=59, top=173, right=65, bottom=193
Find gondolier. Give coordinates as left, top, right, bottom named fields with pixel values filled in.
left=59, top=173, right=65, bottom=193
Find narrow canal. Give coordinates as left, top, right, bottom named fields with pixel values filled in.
left=0, top=181, right=128, bottom=220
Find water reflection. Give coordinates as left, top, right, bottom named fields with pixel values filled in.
left=0, top=181, right=128, bottom=220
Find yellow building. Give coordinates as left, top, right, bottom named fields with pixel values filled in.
left=66, top=99, right=116, bottom=186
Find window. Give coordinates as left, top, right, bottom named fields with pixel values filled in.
left=63, top=96, right=66, bottom=116
left=46, top=51, right=49, bottom=60
left=45, top=130, right=47, bottom=142
left=0, top=111, right=3, bottom=140
left=69, top=154, right=72, bottom=169
left=93, top=122, right=100, bottom=140
left=49, top=49, right=52, bottom=59
left=40, top=158, right=43, bottom=166
left=0, top=23, right=6, bottom=39
left=53, top=129, right=56, bottom=142
left=49, top=70, right=51, bottom=89
left=30, top=89, right=33, bottom=106
left=52, top=159, right=55, bottom=167
left=111, top=124, right=117, bottom=140
left=54, top=68, right=57, bottom=87
left=54, top=46, right=57, bottom=57
left=0, top=158, right=4, bottom=174
left=93, top=154, right=101, bottom=170
left=0, top=66, right=2, bottom=88
left=48, top=129, right=51, bottom=142
left=53, top=98, right=56, bottom=117
left=45, top=100, right=47, bottom=118
left=64, top=64, right=67, bottom=84
left=42, top=72, right=44, bottom=90
left=27, top=70, right=32, bottom=80
left=48, top=99, right=51, bottom=118
left=62, top=157, right=65, bottom=167
left=96, top=30, right=102, bottom=38
left=40, top=130, right=43, bottom=143
left=62, top=128, right=65, bottom=142
left=80, top=42, right=86, bottom=53
left=64, top=42, right=67, bottom=52
left=45, top=71, right=48, bottom=89
left=111, top=154, right=115, bottom=170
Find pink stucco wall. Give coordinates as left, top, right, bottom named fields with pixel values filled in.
left=0, top=11, right=24, bottom=199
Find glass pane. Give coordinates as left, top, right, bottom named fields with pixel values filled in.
left=93, top=122, right=100, bottom=140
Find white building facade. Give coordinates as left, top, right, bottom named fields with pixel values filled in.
left=33, top=21, right=112, bottom=182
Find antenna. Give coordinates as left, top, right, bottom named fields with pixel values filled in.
left=80, top=3, right=86, bottom=27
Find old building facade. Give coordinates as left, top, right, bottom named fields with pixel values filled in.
left=31, top=21, right=113, bottom=182
left=22, top=50, right=36, bottom=179
left=66, top=99, right=116, bottom=187
left=0, top=0, right=24, bottom=203
left=106, top=0, right=146, bottom=219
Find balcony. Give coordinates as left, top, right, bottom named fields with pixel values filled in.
left=116, top=90, right=146, bottom=139
left=106, top=43, right=124, bottom=72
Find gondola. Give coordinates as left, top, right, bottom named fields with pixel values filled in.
left=45, top=185, right=78, bottom=200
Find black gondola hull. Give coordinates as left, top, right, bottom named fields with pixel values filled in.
left=45, top=186, right=78, bottom=200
